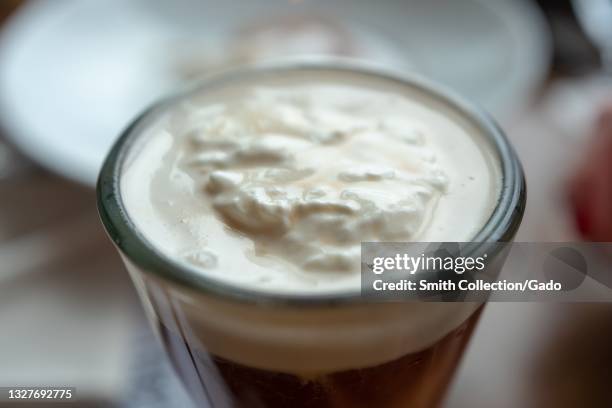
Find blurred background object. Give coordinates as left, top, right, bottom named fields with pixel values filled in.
left=535, top=0, right=601, bottom=75
left=572, top=0, right=612, bottom=73
left=530, top=304, right=612, bottom=408
left=0, top=0, right=549, bottom=185
left=569, top=105, right=612, bottom=241
left=0, top=0, right=611, bottom=407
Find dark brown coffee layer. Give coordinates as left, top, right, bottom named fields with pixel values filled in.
left=157, top=308, right=481, bottom=408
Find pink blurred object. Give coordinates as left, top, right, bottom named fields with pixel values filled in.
left=569, top=103, right=612, bottom=241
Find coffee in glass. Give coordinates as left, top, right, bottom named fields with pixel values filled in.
left=98, top=62, right=525, bottom=407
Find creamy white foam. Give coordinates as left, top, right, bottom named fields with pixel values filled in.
left=122, top=70, right=500, bottom=295
left=120, top=68, right=501, bottom=373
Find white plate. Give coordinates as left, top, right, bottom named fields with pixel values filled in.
left=0, top=0, right=550, bottom=186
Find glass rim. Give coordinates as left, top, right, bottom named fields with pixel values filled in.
left=96, top=60, right=526, bottom=307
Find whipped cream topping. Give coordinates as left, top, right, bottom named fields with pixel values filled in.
left=121, top=70, right=500, bottom=295
left=186, top=87, right=448, bottom=277
left=119, top=68, right=502, bottom=373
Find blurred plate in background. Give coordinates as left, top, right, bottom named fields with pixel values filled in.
left=0, top=0, right=549, bottom=186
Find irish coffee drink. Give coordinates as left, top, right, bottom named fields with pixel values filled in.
left=98, top=63, right=525, bottom=407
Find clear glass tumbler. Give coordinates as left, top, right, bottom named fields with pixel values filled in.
left=97, top=62, right=526, bottom=408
